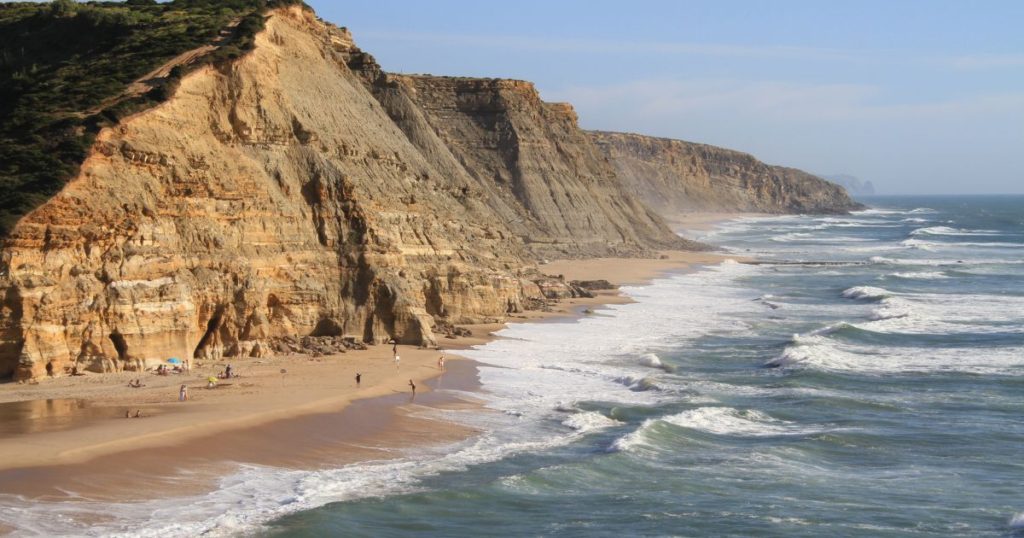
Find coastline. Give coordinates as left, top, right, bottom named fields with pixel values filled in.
left=0, top=213, right=742, bottom=504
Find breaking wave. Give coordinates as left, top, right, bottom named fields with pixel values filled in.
left=841, top=286, right=892, bottom=301
left=885, top=271, right=948, bottom=280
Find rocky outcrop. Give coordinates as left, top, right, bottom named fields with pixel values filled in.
left=0, top=8, right=558, bottom=380
left=589, top=131, right=863, bottom=216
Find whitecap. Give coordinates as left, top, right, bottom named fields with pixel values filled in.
left=870, top=256, right=1024, bottom=266
left=901, top=238, right=937, bottom=251
left=610, top=407, right=820, bottom=453
left=868, top=297, right=912, bottom=320
left=909, top=226, right=1000, bottom=237
left=768, top=335, right=1024, bottom=375
left=637, top=352, right=675, bottom=372
left=886, top=271, right=948, bottom=280
left=841, top=286, right=892, bottom=300
left=562, top=411, right=622, bottom=432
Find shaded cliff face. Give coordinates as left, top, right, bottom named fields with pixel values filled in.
left=0, top=8, right=557, bottom=379
left=339, top=60, right=695, bottom=257
left=590, top=131, right=863, bottom=216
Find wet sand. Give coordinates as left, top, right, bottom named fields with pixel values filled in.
left=0, top=359, right=483, bottom=502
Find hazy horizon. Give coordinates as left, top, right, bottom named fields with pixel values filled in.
left=309, top=0, right=1023, bottom=195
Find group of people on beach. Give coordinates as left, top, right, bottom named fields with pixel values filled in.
left=369, top=343, right=448, bottom=394
left=154, top=362, right=188, bottom=376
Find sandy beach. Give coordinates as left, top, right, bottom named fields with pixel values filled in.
left=0, top=215, right=742, bottom=502
left=666, top=211, right=772, bottom=233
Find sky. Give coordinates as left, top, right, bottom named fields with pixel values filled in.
left=308, top=0, right=1024, bottom=195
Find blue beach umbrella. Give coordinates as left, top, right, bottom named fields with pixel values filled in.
left=167, top=358, right=182, bottom=364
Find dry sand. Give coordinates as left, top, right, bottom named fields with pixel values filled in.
left=0, top=215, right=746, bottom=501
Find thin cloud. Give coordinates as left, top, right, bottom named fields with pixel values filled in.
left=548, top=79, right=1024, bottom=124
left=943, top=53, right=1024, bottom=70
left=357, top=30, right=861, bottom=62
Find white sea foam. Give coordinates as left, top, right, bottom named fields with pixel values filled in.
left=886, top=271, right=949, bottom=280
left=611, top=407, right=822, bottom=453
left=562, top=411, right=622, bottom=432
left=1009, top=512, right=1024, bottom=529
left=841, top=286, right=892, bottom=300
left=869, top=297, right=913, bottom=320
left=909, top=226, right=1000, bottom=237
left=660, top=407, right=812, bottom=436
left=769, top=334, right=1024, bottom=375
left=771, top=232, right=812, bottom=242
left=852, top=208, right=904, bottom=216
left=870, top=256, right=1024, bottom=266
left=637, top=352, right=674, bottom=372
left=900, top=238, right=938, bottom=251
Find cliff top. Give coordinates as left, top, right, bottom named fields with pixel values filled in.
left=0, top=0, right=307, bottom=238
left=590, top=129, right=766, bottom=164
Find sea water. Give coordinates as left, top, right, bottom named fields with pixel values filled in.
left=2, top=195, right=1022, bottom=537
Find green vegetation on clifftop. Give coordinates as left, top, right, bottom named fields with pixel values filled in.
left=0, top=0, right=306, bottom=238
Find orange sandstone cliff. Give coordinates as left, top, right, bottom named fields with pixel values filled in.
left=0, top=8, right=541, bottom=379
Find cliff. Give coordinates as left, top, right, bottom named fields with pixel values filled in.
left=337, top=46, right=694, bottom=257
left=0, top=7, right=558, bottom=380
left=589, top=131, right=863, bottom=216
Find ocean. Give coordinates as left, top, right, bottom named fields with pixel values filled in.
left=5, top=195, right=1023, bottom=537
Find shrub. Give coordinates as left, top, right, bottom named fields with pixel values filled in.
left=0, top=0, right=309, bottom=238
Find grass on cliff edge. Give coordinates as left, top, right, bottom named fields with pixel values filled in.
left=0, top=0, right=306, bottom=239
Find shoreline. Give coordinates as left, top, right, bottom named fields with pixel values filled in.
left=0, top=212, right=744, bottom=503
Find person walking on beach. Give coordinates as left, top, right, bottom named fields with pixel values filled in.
left=179, top=384, right=188, bottom=401
left=409, top=379, right=416, bottom=394
left=355, top=372, right=361, bottom=387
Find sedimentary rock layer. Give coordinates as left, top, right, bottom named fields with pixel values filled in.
left=339, top=44, right=695, bottom=258
left=590, top=131, right=862, bottom=216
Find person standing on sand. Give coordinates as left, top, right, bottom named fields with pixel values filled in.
left=355, top=372, right=361, bottom=386
left=179, top=384, right=188, bottom=401
left=409, top=379, right=416, bottom=394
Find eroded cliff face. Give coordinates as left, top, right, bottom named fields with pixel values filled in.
left=337, top=49, right=695, bottom=258
left=0, top=8, right=560, bottom=380
left=589, top=131, right=863, bottom=216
